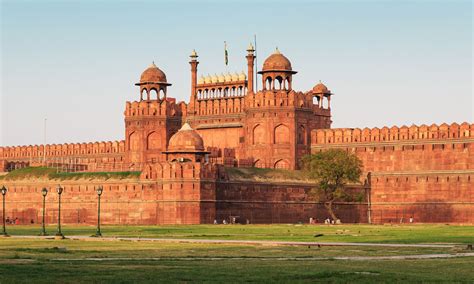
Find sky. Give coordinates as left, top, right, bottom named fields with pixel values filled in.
left=1, top=0, right=472, bottom=146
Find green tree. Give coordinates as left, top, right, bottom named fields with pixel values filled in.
left=302, top=149, right=363, bottom=221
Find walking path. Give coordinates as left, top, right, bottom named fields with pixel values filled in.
left=49, top=253, right=474, bottom=261
left=13, top=235, right=460, bottom=248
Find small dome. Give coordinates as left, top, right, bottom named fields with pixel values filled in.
left=198, top=75, right=205, bottom=84
left=225, top=72, right=232, bottom=82
left=140, top=62, right=167, bottom=83
left=313, top=81, right=330, bottom=94
left=168, top=123, right=205, bottom=152
left=204, top=74, right=212, bottom=84
left=262, top=48, right=293, bottom=72
left=211, top=74, right=218, bottom=83
left=218, top=73, right=225, bottom=83
left=239, top=71, right=246, bottom=81
left=231, top=72, right=239, bottom=81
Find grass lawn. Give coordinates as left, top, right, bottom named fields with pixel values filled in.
left=2, top=224, right=473, bottom=282
left=6, top=224, right=474, bottom=244
left=0, top=238, right=473, bottom=283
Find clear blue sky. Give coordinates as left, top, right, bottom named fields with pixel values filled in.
left=1, top=0, right=472, bottom=146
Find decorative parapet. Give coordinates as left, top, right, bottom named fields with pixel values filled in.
left=0, top=140, right=126, bottom=160
left=124, top=99, right=185, bottom=118
left=311, top=122, right=473, bottom=145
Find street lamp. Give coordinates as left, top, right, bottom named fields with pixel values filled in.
left=55, top=185, right=64, bottom=239
left=1, top=186, right=8, bottom=237
left=93, top=186, right=103, bottom=237
left=40, top=188, right=48, bottom=236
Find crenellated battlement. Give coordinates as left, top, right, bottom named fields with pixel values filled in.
left=0, top=140, right=126, bottom=159
left=311, top=122, right=474, bottom=145
left=140, top=161, right=221, bottom=180
left=124, top=99, right=186, bottom=118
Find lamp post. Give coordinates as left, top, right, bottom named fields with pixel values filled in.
left=93, top=186, right=103, bottom=237
left=55, top=185, right=64, bottom=239
left=1, top=186, right=8, bottom=237
left=40, top=188, right=48, bottom=236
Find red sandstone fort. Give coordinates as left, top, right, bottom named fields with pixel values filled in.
left=1, top=46, right=473, bottom=224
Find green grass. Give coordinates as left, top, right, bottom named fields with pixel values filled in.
left=226, top=167, right=313, bottom=183
left=1, top=167, right=140, bottom=181
left=6, top=224, right=474, bottom=244
left=0, top=238, right=472, bottom=283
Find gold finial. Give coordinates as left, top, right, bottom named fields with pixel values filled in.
left=190, top=49, right=198, bottom=58
left=150, top=61, right=157, bottom=68
left=275, top=47, right=280, bottom=54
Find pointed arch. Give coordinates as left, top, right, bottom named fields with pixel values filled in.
left=149, top=89, right=158, bottom=100
left=128, top=132, right=139, bottom=151
left=147, top=131, right=162, bottom=150
left=253, top=159, right=265, bottom=168
left=253, top=124, right=265, bottom=145
left=274, top=159, right=289, bottom=169
left=274, top=124, right=290, bottom=144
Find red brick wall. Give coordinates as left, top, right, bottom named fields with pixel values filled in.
left=311, top=122, right=474, bottom=224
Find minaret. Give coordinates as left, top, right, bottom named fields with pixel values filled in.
left=246, top=43, right=255, bottom=93
left=189, top=50, right=199, bottom=113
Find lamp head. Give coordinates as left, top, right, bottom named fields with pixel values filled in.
left=42, top=187, right=48, bottom=197
left=1, top=186, right=7, bottom=195
left=56, top=185, right=63, bottom=195
left=96, top=186, right=103, bottom=196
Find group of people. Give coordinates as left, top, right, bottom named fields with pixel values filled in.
left=309, top=217, right=341, bottom=225
left=5, top=217, right=20, bottom=225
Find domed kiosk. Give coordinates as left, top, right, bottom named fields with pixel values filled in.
left=312, top=81, right=333, bottom=109
left=164, top=123, right=209, bottom=163
left=135, top=62, right=172, bottom=101
left=258, top=48, right=297, bottom=91
left=312, top=81, right=331, bottom=95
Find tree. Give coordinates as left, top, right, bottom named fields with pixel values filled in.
left=302, top=149, right=363, bottom=222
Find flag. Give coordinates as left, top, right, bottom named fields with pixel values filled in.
left=224, top=41, right=228, bottom=66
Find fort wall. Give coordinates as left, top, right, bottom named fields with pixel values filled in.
left=311, top=122, right=474, bottom=224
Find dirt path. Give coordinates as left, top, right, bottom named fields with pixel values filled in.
left=14, top=235, right=459, bottom=248
left=50, top=252, right=474, bottom=262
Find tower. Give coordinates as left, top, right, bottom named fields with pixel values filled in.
left=188, top=50, right=199, bottom=114
left=246, top=43, right=255, bottom=93
left=124, top=63, right=182, bottom=167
